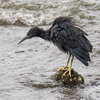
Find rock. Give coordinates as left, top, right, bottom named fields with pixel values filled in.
left=50, top=69, right=84, bottom=86
left=21, top=69, right=84, bottom=88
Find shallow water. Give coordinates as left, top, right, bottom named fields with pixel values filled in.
left=0, top=0, right=100, bottom=100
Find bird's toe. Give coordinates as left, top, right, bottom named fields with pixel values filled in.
left=57, top=66, right=69, bottom=72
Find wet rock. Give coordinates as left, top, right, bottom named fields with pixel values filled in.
left=30, top=83, right=58, bottom=88
left=21, top=69, right=84, bottom=89
left=21, top=81, right=59, bottom=89
left=50, top=69, right=84, bottom=86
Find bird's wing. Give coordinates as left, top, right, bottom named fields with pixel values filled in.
left=52, top=16, right=88, bottom=36
left=51, top=23, right=92, bottom=66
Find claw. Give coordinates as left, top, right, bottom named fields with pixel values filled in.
left=62, top=67, right=73, bottom=78
left=57, top=66, right=69, bottom=72
left=58, top=54, right=74, bottom=81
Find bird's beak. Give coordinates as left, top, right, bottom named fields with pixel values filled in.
left=18, top=36, right=30, bottom=44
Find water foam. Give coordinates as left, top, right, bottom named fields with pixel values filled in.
left=0, top=0, right=99, bottom=26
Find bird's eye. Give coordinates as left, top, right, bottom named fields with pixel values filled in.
left=30, top=33, right=32, bottom=35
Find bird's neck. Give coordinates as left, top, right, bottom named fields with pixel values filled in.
left=38, top=28, right=51, bottom=41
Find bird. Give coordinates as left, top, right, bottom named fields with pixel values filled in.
left=18, top=16, right=93, bottom=79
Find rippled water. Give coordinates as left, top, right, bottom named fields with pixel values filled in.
left=0, top=0, right=100, bottom=26
left=0, top=0, right=100, bottom=100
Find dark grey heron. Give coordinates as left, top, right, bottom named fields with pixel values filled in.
left=18, top=16, right=92, bottom=78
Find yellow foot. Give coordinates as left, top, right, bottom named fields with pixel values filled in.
left=57, top=66, right=69, bottom=72
left=62, top=67, right=73, bottom=78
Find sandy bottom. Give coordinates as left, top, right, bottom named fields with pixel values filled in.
left=0, top=26, right=100, bottom=100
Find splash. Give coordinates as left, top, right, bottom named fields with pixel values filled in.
left=0, top=0, right=99, bottom=26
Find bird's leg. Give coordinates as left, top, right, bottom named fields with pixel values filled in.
left=62, top=55, right=74, bottom=79
left=64, top=53, right=71, bottom=69
left=58, top=54, right=71, bottom=71
left=69, top=55, right=74, bottom=77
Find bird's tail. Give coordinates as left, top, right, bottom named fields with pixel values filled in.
left=70, top=48, right=91, bottom=66
left=82, top=36, right=93, bottom=52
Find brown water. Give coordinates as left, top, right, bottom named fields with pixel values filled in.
left=0, top=0, right=100, bottom=100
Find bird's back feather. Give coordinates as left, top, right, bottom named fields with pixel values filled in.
left=50, top=16, right=93, bottom=66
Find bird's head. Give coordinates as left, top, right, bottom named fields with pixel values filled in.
left=18, top=26, right=40, bottom=44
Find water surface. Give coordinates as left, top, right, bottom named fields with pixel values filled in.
left=0, top=0, right=100, bottom=100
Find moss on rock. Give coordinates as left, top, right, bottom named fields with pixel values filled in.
left=50, top=69, right=84, bottom=86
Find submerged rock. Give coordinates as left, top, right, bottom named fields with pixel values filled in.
left=50, top=69, right=84, bottom=86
